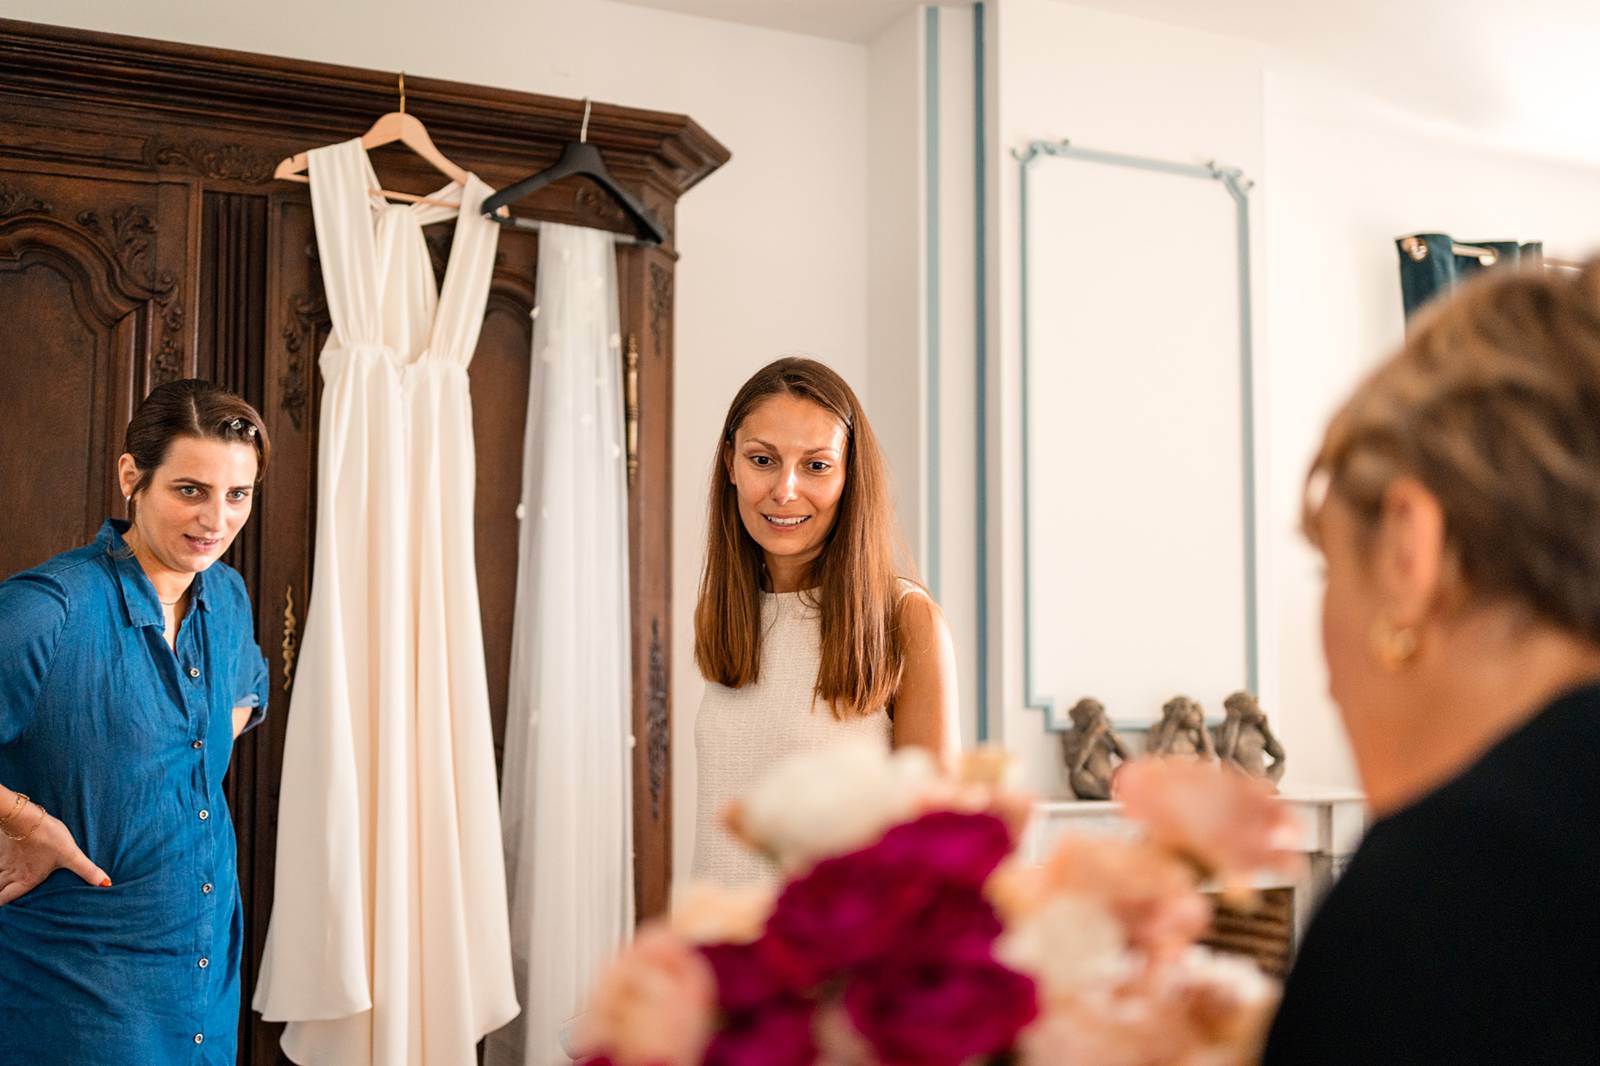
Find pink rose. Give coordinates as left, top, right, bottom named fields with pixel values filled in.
left=672, top=882, right=775, bottom=945
left=1034, top=835, right=1213, bottom=960
left=1017, top=990, right=1183, bottom=1066
left=1017, top=953, right=1276, bottom=1066
left=844, top=955, right=1038, bottom=1066
left=1114, top=758, right=1303, bottom=893
left=576, top=925, right=716, bottom=1066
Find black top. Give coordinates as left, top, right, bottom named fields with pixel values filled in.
left=1263, top=682, right=1600, bottom=1065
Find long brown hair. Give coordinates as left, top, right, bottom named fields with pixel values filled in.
left=1305, top=257, right=1600, bottom=641
left=693, top=358, right=907, bottom=717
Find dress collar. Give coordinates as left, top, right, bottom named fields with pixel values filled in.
left=96, top=519, right=209, bottom=628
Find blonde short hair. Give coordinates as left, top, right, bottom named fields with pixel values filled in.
left=1305, top=258, right=1600, bottom=640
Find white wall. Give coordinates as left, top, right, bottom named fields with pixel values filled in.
left=984, top=0, right=1600, bottom=798
left=928, top=4, right=983, bottom=748
left=1261, top=63, right=1600, bottom=790
left=867, top=8, right=924, bottom=580
left=868, top=3, right=984, bottom=751
left=990, top=0, right=1269, bottom=795
left=5, top=0, right=875, bottom=888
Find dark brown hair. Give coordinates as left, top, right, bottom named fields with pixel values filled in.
left=124, top=379, right=270, bottom=500
left=1305, top=257, right=1600, bottom=641
left=693, top=357, right=908, bottom=717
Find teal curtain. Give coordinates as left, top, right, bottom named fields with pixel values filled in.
left=1396, top=233, right=1543, bottom=321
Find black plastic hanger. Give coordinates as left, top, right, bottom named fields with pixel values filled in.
left=481, top=100, right=667, bottom=246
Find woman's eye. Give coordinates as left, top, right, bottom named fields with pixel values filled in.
left=808, top=461, right=832, bottom=473
left=178, top=486, right=200, bottom=498
left=228, top=490, right=250, bottom=502
left=750, top=455, right=773, bottom=467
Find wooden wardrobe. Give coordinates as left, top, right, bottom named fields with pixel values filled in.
left=0, top=19, right=727, bottom=1062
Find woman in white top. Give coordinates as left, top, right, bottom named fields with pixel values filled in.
left=690, top=357, right=960, bottom=884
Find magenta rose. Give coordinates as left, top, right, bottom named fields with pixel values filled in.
left=759, top=845, right=937, bottom=987
left=872, top=811, right=1014, bottom=888
left=894, top=884, right=1004, bottom=966
left=700, top=940, right=791, bottom=1013
left=703, top=997, right=815, bottom=1066
left=844, top=956, right=1038, bottom=1066
left=758, top=811, right=1014, bottom=988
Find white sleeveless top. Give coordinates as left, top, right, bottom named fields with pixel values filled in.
left=691, top=586, right=910, bottom=886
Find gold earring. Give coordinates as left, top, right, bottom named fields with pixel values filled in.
left=1370, top=616, right=1419, bottom=671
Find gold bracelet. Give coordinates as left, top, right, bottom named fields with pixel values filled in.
left=0, top=791, right=28, bottom=831
left=1, top=802, right=45, bottom=843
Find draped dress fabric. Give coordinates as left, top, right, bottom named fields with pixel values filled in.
left=483, top=222, right=634, bottom=1066
left=253, top=138, right=518, bottom=1065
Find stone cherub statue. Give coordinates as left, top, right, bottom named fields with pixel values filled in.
left=1146, top=695, right=1218, bottom=759
left=1215, top=689, right=1286, bottom=786
left=1060, top=697, right=1130, bottom=800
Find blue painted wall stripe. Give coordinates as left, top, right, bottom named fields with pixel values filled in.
left=973, top=1, right=990, bottom=743
left=924, top=6, right=941, bottom=602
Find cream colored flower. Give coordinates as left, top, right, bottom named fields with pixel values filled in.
left=1162, top=946, right=1279, bottom=1053
left=996, top=893, right=1133, bottom=999
left=732, top=740, right=937, bottom=870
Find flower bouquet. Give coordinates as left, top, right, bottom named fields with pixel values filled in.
left=576, top=744, right=1301, bottom=1066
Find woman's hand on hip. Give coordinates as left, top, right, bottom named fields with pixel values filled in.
left=0, top=804, right=111, bottom=905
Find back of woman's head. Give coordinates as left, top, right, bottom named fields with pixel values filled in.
left=1306, top=258, right=1600, bottom=641
left=694, top=357, right=905, bottom=716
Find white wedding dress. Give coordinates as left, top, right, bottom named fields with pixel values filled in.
left=254, top=137, right=519, bottom=1066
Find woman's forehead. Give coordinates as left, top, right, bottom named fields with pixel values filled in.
left=158, top=436, right=259, bottom=477
left=737, top=394, right=846, bottom=450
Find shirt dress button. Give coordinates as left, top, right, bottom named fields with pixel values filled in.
left=188, top=667, right=200, bottom=679
left=198, top=957, right=209, bottom=969
left=192, top=740, right=203, bottom=750
left=194, top=1034, right=204, bottom=1045
left=202, top=882, right=214, bottom=894
left=198, top=810, right=209, bottom=821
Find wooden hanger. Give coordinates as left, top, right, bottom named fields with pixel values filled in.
left=274, top=72, right=469, bottom=209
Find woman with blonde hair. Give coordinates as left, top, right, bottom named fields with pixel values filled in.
left=691, top=357, right=959, bottom=885
left=1264, top=261, right=1600, bottom=1062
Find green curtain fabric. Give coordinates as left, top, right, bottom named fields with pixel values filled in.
left=1396, top=233, right=1543, bottom=321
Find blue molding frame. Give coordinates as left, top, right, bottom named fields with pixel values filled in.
left=1011, top=139, right=1258, bottom=732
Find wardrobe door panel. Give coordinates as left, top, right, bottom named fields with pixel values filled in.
left=0, top=172, right=188, bottom=579
left=237, top=194, right=325, bottom=1066
left=618, top=245, right=675, bottom=921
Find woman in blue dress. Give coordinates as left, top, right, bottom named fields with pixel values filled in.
left=0, top=379, right=272, bottom=1064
